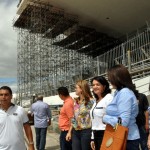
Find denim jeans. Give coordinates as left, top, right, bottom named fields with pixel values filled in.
left=60, top=131, right=72, bottom=150
left=35, top=127, right=47, bottom=150
left=139, top=126, right=148, bottom=150
left=126, top=139, right=140, bottom=150
left=72, top=128, right=92, bottom=150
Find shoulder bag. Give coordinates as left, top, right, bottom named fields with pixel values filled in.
left=100, top=117, right=128, bottom=150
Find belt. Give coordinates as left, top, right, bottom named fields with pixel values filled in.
left=92, top=130, right=104, bottom=133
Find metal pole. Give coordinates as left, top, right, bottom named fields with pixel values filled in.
left=80, top=64, right=83, bottom=80
left=97, top=56, right=100, bottom=76
left=127, top=49, right=131, bottom=72
left=122, top=43, right=126, bottom=65
left=20, top=92, right=22, bottom=106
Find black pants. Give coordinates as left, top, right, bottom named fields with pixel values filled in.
left=93, top=130, right=104, bottom=150
left=60, top=131, right=72, bottom=150
left=139, top=126, right=148, bottom=150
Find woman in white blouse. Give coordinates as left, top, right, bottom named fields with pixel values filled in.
left=90, top=76, right=113, bottom=150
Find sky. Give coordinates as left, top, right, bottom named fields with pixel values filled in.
left=0, top=0, right=19, bottom=92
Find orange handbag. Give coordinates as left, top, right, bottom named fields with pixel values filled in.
left=100, top=118, right=128, bottom=150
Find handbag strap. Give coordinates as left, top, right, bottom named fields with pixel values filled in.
left=118, top=117, right=122, bottom=125
left=114, top=117, right=122, bottom=130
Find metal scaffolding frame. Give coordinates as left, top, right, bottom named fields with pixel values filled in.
left=14, top=1, right=150, bottom=104
left=95, top=29, right=150, bottom=76
left=14, top=1, right=118, bottom=102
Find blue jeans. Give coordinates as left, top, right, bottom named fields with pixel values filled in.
left=139, top=126, right=148, bottom=150
left=72, top=128, right=92, bottom=150
left=60, top=131, right=72, bottom=150
left=126, top=139, right=140, bottom=150
left=35, top=127, right=47, bottom=150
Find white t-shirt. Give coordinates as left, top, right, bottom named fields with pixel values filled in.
left=90, top=93, right=113, bottom=131
left=0, top=105, right=28, bottom=150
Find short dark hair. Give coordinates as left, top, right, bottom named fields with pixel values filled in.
left=0, top=86, right=12, bottom=95
left=37, top=95, right=43, bottom=100
left=57, top=87, right=69, bottom=97
left=91, top=76, right=111, bottom=100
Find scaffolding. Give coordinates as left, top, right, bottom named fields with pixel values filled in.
left=95, top=29, right=150, bottom=77
left=14, top=1, right=150, bottom=104
left=14, top=1, right=118, bottom=102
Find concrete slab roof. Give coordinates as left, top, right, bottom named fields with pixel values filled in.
left=16, top=0, right=150, bottom=37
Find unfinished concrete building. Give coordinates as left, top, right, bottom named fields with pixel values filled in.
left=14, top=0, right=150, bottom=103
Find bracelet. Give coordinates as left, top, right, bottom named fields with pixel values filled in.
left=28, top=141, right=34, bottom=145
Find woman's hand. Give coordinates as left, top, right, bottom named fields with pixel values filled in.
left=90, top=141, right=95, bottom=150
left=147, top=135, right=150, bottom=149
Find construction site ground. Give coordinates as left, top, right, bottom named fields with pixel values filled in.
left=25, top=126, right=60, bottom=150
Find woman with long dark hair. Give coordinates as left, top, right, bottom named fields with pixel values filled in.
left=90, top=76, right=113, bottom=150
left=103, top=64, right=140, bottom=150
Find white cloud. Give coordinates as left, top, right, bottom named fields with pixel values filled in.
left=0, top=0, right=18, bottom=92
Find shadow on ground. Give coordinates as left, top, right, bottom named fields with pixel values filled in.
left=46, top=145, right=60, bottom=150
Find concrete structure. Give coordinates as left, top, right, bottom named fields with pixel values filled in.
left=14, top=0, right=150, bottom=103
left=134, top=76, right=150, bottom=96
left=17, top=0, right=150, bottom=37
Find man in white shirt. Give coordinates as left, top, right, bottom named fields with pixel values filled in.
left=0, top=86, right=35, bottom=150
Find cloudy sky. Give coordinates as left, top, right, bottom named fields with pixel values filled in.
left=0, top=0, right=18, bottom=92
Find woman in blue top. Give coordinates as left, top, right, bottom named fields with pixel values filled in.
left=103, top=65, right=140, bottom=150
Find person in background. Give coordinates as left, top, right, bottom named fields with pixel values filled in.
left=90, top=76, right=113, bottom=150
left=103, top=64, right=140, bottom=150
left=136, top=92, right=149, bottom=150
left=0, top=86, right=35, bottom=150
left=58, top=87, right=74, bottom=150
left=147, top=107, right=150, bottom=149
left=68, top=80, right=94, bottom=150
left=147, top=83, right=150, bottom=149
left=31, top=95, right=51, bottom=150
